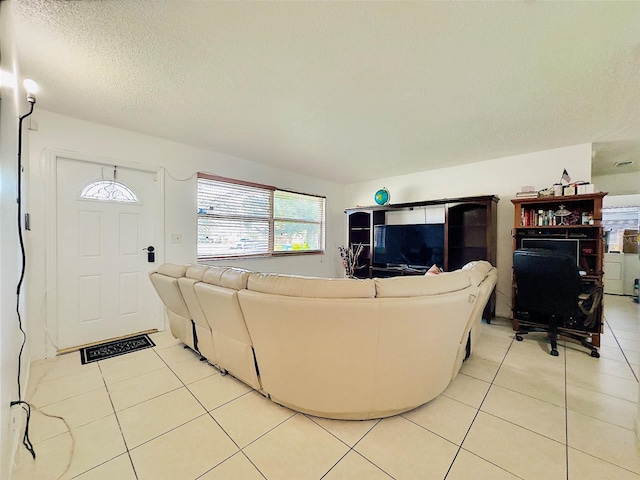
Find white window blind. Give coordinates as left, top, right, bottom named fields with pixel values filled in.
left=274, top=190, right=325, bottom=253
left=603, top=206, right=639, bottom=253
left=197, top=175, right=325, bottom=259
left=197, top=177, right=272, bottom=258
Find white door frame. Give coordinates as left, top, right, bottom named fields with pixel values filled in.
left=44, top=149, right=165, bottom=356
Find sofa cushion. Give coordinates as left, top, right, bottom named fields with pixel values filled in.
left=202, top=266, right=229, bottom=285
left=462, top=260, right=493, bottom=274
left=156, top=263, right=188, bottom=278
left=148, top=266, right=190, bottom=318
left=185, top=265, right=210, bottom=280
left=462, top=260, right=494, bottom=286
left=375, top=271, right=471, bottom=298
left=247, top=273, right=376, bottom=298
left=220, top=268, right=251, bottom=290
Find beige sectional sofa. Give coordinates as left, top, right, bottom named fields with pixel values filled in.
left=149, top=261, right=497, bottom=420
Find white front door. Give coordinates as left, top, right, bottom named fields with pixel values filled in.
left=55, top=157, right=163, bottom=350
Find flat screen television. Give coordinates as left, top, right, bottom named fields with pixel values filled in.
left=520, top=238, right=580, bottom=266
left=373, top=224, right=445, bottom=269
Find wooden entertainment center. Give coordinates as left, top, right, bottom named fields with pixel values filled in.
left=511, top=192, right=607, bottom=348
left=345, top=195, right=498, bottom=319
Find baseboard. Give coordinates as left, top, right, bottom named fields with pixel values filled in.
left=57, top=329, right=158, bottom=355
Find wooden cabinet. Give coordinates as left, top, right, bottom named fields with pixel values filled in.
left=345, top=195, right=499, bottom=319
left=511, top=192, right=607, bottom=344
left=447, top=197, right=498, bottom=319
left=446, top=197, right=498, bottom=271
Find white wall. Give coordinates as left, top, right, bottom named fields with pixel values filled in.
left=26, top=110, right=345, bottom=359
left=593, top=170, right=640, bottom=196
left=344, top=144, right=594, bottom=318
left=0, top=2, right=30, bottom=477
left=603, top=194, right=640, bottom=208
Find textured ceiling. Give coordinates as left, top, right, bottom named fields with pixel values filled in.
left=9, top=0, right=640, bottom=183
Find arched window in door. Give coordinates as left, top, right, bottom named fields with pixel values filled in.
left=79, top=180, right=139, bottom=204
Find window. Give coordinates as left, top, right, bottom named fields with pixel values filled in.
left=79, top=180, right=138, bottom=203
left=197, top=174, right=325, bottom=259
left=603, top=206, right=639, bottom=253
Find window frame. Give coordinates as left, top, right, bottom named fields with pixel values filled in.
left=197, top=173, right=326, bottom=260
left=602, top=206, right=639, bottom=253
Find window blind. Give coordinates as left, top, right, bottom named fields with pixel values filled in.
left=273, top=190, right=326, bottom=253
left=197, top=175, right=326, bottom=259
left=197, top=177, right=271, bottom=257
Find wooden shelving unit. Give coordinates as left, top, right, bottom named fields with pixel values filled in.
left=446, top=198, right=498, bottom=272
left=345, top=195, right=499, bottom=318
left=511, top=192, right=607, bottom=344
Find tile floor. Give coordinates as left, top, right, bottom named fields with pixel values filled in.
left=12, top=295, right=640, bottom=480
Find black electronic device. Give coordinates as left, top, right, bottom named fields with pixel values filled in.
left=520, top=238, right=580, bottom=267
left=373, top=223, right=445, bottom=269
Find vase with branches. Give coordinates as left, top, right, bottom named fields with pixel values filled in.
left=339, top=243, right=365, bottom=278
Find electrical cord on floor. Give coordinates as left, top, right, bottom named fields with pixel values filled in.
left=15, top=357, right=75, bottom=479
left=39, top=408, right=74, bottom=480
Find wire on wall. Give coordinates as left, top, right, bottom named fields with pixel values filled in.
left=10, top=80, right=38, bottom=460
left=163, top=169, right=198, bottom=182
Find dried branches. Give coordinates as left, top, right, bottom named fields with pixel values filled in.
left=339, top=243, right=365, bottom=278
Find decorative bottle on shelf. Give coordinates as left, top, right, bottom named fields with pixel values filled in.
left=555, top=205, right=571, bottom=225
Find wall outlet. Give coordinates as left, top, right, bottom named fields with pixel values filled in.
left=10, top=408, right=20, bottom=433
left=171, top=233, right=182, bottom=244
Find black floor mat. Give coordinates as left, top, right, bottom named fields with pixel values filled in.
left=79, top=334, right=155, bottom=364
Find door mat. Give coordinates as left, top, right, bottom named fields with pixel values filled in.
left=79, top=334, right=155, bottom=364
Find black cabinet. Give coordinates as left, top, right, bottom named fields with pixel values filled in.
left=346, top=209, right=385, bottom=279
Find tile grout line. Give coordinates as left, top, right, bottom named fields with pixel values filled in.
left=317, top=417, right=397, bottom=480
left=96, top=343, right=220, bottom=477
left=156, top=346, right=270, bottom=479
left=97, top=360, right=140, bottom=480
left=114, top=345, right=248, bottom=478
left=563, top=300, right=640, bottom=477
left=108, top=344, right=210, bottom=413
left=603, top=315, right=639, bottom=383
left=158, top=341, right=387, bottom=479
left=442, top=327, right=517, bottom=480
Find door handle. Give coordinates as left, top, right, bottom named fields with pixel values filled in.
left=143, top=246, right=155, bottom=263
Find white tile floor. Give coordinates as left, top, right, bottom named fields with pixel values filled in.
left=12, top=295, right=640, bottom=480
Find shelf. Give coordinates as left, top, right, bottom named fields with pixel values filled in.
left=448, top=245, right=488, bottom=251
left=449, top=224, right=488, bottom=229
left=515, top=224, right=600, bottom=229
left=511, top=192, right=608, bottom=205
left=511, top=191, right=606, bottom=341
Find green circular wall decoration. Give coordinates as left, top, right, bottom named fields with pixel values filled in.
left=374, top=188, right=390, bottom=205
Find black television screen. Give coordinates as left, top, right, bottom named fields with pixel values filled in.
left=520, top=238, right=580, bottom=266
left=373, top=224, right=445, bottom=269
